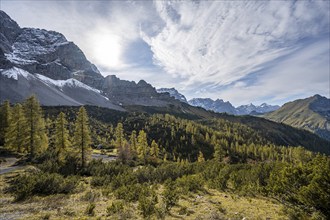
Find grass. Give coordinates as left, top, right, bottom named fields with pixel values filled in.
left=0, top=166, right=288, bottom=220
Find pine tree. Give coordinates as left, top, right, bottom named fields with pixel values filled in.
left=197, top=150, right=205, bottom=162
left=150, top=140, right=159, bottom=158
left=73, top=106, right=91, bottom=169
left=129, top=130, right=137, bottom=157
left=24, top=96, right=48, bottom=160
left=54, top=112, right=71, bottom=163
left=137, top=130, right=148, bottom=162
left=0, top=100, right=12, bottom=145
left=213, top=142, right=224, bottom=162
left=4, top=103, right=26, bottom=153
left=115, top=123, right=124, bottom=153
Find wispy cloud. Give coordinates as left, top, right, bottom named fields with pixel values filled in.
left=144, top=1, right=329, bottom=86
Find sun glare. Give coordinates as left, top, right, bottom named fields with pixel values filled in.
left=92, top=33, right=122, bottom=68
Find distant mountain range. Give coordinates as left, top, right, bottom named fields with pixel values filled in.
left=157, top=89, right=280, bottom=115
left=265, top=95, right=330, bottom=141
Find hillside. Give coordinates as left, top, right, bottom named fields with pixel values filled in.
left=43, top=105, right=330, bottom=155
left=265, top=95, right=330, bottom=141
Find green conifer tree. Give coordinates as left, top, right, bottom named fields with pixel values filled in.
left=24, top=96, right=48, bottom=160
left=197, top=150, right=205, bottom=162
left=4, top=103, right=26, bottom=153
left=73, top=106, right=91, bottom=168
left=129, top=130, right=137, bottom=157
left=0, top=100, right=12, bottom=145
left=150, top=140, right=159, bottom=158
left=54, top=112, right=71, bottom=163
left=137, top=130, right=148, bottom=162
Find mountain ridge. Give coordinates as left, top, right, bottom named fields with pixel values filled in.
left=265, top=94, right=330, bottom=141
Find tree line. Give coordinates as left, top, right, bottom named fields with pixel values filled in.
left=0, top=96, right=91, bottom=169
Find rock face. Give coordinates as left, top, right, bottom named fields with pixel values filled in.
left=0, top=10, right=175, bottom=108
left=156, top=88, right=188, bottom=103
left=102, top=75, right=171, bottom=106
left=189, top=98, right=237, bottom=115
left=2, top=22, right=104, bottom=89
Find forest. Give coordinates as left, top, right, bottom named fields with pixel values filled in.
left=0, top=96, right=329, bottom=219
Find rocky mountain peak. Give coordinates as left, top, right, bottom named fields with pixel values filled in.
left=156, top=87, right=188, bottom=103
left=0, top=10, right=22, bottom=52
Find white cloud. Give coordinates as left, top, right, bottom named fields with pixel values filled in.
left=207, top=38, right=330, bottom=106
left=143, top=1, right=329, bottom=91
left=2, top=1, right=329, bottom=105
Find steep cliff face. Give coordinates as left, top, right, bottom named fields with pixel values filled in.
left=1, top=21, right=104, bottom=89
left=0, top=10, right=176, bottom=108
left=102, top=75, right=171, bottom=106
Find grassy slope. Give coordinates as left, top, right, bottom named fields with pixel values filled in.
left=42, top=104, right=330, bottom=155
left=265, top=95, right=330, bottom=141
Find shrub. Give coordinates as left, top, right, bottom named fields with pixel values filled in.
left=176, top=175, right=203, bottom=193
left=106, top=201, right=124, bottom=215
left=8, top=172, right=79, bottom=201
left=162, top=180, right=179, bottom=212
left=114, top=183, right=150, bottom=202
left=138, top=194, right=157, bottom=218
left=85, top=203, right=96, bottom=216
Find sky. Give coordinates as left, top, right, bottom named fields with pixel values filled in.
left=1, top=0, right=329, bottom=106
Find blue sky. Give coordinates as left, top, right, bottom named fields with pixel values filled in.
left=1, top=0, right=329, bottom=106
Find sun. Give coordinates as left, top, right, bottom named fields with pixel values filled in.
left=92, top=32, right=122, bottom=69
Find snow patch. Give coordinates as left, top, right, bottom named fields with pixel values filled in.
left=1, top=67, right=30, bottom=80
left=5, top=53, right=37, bottom=65
left=35, top=74, right=102, bottom=94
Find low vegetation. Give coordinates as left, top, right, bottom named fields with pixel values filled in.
left=0, top=96, right=329, bottom=219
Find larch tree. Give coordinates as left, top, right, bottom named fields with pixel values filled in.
left=0, top=100, right=12, bottom=145
left=150, top=140, right=159, bottom=158
left=115, top=123, right=124, bottom=153
left=73, top=106, right=91, bottom=169
left=197, top=150, right=205, bottom=162
left=129, top=130, right=137, bottom=157
left=54, top=112, right=71, bottom=163
left=213, top=142, right=225, bottom=162
left=4, top=103, right=26, bottom=153
left=23, top=96, right=48, bottom=160
left=137, top=130, right=148, bottom=162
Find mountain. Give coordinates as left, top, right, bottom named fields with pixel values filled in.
left=189, top=98, right=237, bottom=114
left=236, top=103, right=280, bottom=115
left=156, top=88, right=188, bottom=103
left=0, top=10, right=176, bottom=108
left=265, top=94, right=330, bottom=141
left=188, top=98, right=279, bottom=115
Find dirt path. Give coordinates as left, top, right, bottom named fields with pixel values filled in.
left=0, top=157, right=21, bottom=175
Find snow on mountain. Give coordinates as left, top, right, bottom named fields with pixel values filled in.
left=236, top=103, right=280, bottom=115
left=0, top=67, right=123, bottom=110
left=189, top=98, right=237, bottom=115
left=156, top=88, right=188, bottom=103
left=1, top=67, right=29, bottom=80
left=35, top=74, right=102, bottom=94
left=188, top=98, right=280, bottom=115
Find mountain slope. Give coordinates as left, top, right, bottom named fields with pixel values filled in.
left=265, top=95, right=330, bottom=141
left=0, top=67, right=124, bottom=110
